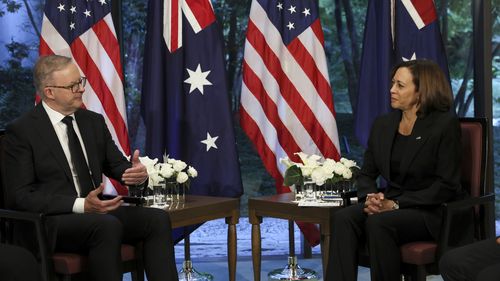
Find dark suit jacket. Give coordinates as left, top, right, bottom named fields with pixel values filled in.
left=357, top=110, right=464, bottom=238
left=2, top=104, right=131, bottom=215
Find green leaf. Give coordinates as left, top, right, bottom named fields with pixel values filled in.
left=283, top=165, right=303, bottom=187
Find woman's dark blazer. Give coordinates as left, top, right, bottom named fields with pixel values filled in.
left=356, top=110, right=464, bottom=238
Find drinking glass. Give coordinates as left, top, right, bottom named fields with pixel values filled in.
left=153, top=182, right=166, bottom=207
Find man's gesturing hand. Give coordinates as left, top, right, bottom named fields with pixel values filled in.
left=122, top=149, right=148, bottom=186
left=84, top=184, right=122, bottom=213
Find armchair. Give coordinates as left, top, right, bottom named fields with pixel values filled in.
left=398, top=117, right=495, bottom=281
left=0, top=130, right=145, bottom=281
left=344, top=117, right=495, bottom=281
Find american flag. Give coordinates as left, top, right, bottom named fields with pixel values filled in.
left=354, top=0, right=449, bottom=147
left=240, top=0, right=340, bottom=245
left=39, top=0, right=130, bottom=195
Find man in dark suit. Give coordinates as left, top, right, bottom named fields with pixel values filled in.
left=2, top=55, right=178, bottom=281
left=440, top=237, right=500, bottom=281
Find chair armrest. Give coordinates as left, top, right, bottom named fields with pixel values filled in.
left=0, top=209, right=44, bottom=222
left=0, top=209, right=54, bottom=281
left=442, top=193, right=495, bottom=211
left=436, top=193, right=495, bottom=258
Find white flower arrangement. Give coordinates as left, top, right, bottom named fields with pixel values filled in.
left=137, top=156, right=198, bottom=189
left=280, top=152, right=359, bottom=187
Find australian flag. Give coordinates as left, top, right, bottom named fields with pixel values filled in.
left=141, top=0, right=243, bottom=202
left=354, top=0, right=450, bottom=147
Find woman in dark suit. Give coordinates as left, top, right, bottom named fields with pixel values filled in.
left=325, top=59, right=463, bottom=281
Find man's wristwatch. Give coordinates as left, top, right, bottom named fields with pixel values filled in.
left=392, top=200, right=400, bottom=210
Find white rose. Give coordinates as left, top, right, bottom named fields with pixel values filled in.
left=187, top=166, right=198, bottom=178
left=311, top=168, right=328, bottom=186
left=340, top=157, right=357, bottom=168
left=167, top=158, right=176, bottom=164
left=332, top=162, right=345, bottom=175
left=173, top=160, right=187, bottom=172
left=148, top=172, right=164, bottom=188
left=342, top=168, right=353, bottom=180
left=322, top=159, right=336, bottom=175
left=298, top=164, right=314, bottom=177
left=159, top=165, right=174, bottom=179
left=176, top=172, right=189, bottom=184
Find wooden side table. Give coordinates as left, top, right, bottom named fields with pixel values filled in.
left=248, top=193, right=341, bottom=281
left=164, top=195, right=240, bottom=281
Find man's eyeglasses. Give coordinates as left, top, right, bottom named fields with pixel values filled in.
left=46, top=77, right=87, bottom=93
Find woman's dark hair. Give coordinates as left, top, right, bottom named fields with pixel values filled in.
left=390, top=59, right=453, bottom=116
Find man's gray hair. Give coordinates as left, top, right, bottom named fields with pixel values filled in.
left=33, top=55, right=73, bottom=99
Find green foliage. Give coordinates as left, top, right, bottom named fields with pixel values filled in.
left=283, top=165, right=304, bottom=187
left=0, top=0, right=21, bottom=17
left=0, top=40, right=35, bottom=128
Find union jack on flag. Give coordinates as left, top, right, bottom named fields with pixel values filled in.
left=240, top=0, right=341, bottom=246
left=39, top=0, right=130, bottom=195
left=162, top=0, right=216, bottom=53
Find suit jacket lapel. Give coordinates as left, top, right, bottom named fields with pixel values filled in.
left=381, top=111, right=400, bottom=180
left=32, top=104, right=73, bottom=181
left=74, top=110, right=100, bottom=187
left=399, top=112, right=434, bottom=179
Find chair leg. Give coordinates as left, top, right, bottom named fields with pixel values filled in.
left=130, top=269, right=144, bottom=281
left=407, top=265, right=427, bottom=281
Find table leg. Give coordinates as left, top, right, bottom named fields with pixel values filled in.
left=251, top=223, right=261, bottom=281
left=320, top=233, right=330, bottom=275
left=228, top=223, right=236, bottom=281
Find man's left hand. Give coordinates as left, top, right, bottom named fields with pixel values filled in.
left=122, top=149, right=148, bottom=185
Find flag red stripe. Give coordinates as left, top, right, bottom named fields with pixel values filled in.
left=242, top=61, right=302, bottom=157
left=171, top=0, right=179, bottom=51
left=39, top=37, right=54, bottom=56
left=246, top=20, right=337, bottom=158
left=70, top=38, right=130, bottom=152
left=185, top=0, right=216, bottom=29
left=287, top=36, right=335, bottom=116
left=92, top=19, right=124, bottom=81
left=411, top=0, right=437, bottom=25
left=310, top=19, right=325, bottom=47
left=239, top=108, right=290, bottom=194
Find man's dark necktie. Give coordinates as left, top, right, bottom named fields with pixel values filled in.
left=61, top=116, right=94, bottom=197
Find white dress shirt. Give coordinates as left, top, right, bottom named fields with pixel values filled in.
left=42, top=102, right=87, bottom=213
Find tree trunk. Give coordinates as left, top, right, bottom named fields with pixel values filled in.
left=438, top=0, right=448, bottom=46
left=454, top=42, right=474, bottom=116
left=22, top=0, right=41, bottom=38
left=333, top=0, right=358, bottom=114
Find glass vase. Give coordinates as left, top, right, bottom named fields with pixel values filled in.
left=303, top=181, right=317, bottom=202
left=153, top=182, right=167, bottom=207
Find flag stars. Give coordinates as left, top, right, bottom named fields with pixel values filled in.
left=69, top=22, right=75, bottom=30
left=70, top=6, right=76, bottom=14
left=201, top=132, right=219, bottom=152
left=98, top=0, right=107, bottom=5
left=286, top=21, right=295, bottom=30
left=57, top=3, right=65, bottom=12
left=402, top=52, right=417, bottom=61
left=302, top=8, right=311, bottom=17
left=84, top=9, right=92, bottom=17
left=288, top=5, right=296, bottom=14
left=277, top=2, right=283, bottom=10
left=184, top=64, right=213, bottom=95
